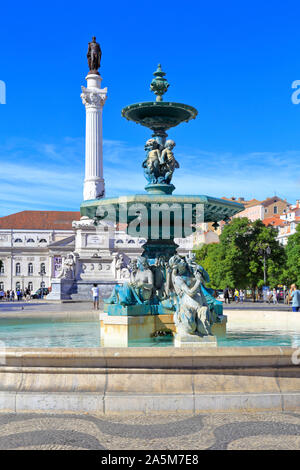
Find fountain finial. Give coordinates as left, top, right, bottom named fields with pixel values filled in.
left=150, top=64, right=170, bottom=101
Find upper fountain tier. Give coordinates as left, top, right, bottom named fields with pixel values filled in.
left=121, top=64, right=198, bottom=136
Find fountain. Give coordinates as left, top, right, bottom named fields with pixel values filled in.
left=80, top=64, right=244, bottom=347
left=2, top=45, right=300, bottom=414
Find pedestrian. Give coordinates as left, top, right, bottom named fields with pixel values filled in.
left=0, top=289, right=4, bottom=301
left=285, top=290, right=290, bottom=305
left=25, top=288, right=31, bottom=301
left=16, top=288, right=21, bottom=301
left=9, top=290, right=15, bottom=301
left=272, top=288, right=277, bottom=304
left=91, top=283, right=100, bottom=310
left=224, top=287, right=230, bottom=304
left=239, top=289, right=244, bottom=303
left=234, top=288, right=239, bottom=303
left=290, top=284, right=300, bottom=312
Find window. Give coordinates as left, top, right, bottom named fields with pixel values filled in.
left=265, top=208, right=268, bottom=213
left=128, top=239, right=135, bottom=244
left=0, top=282, right=4, bottom=290
left=28, top=263, right=33, bottom=275
left=40, top=281, right=45, bottom=288
left=14, top=238, right=22, bottom=243
left=116, top=239, right=123, bottom=243
left=15, top=262, right=21, bottom=275
left=274, top=206, right=278, bottom=214
left=27, top=238, right=34, bottom=243
left=0, top=262, right=4, bottom=274
left=39, top=239, right=47, bottom=243
left=16, top=282, right=20, bottom=290
left=40, top=263, right=46, bottom=275
left=28, top=282, right=33, bottom=291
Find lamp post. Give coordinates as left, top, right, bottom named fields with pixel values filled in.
left=258, top=245, right=271, bottom=285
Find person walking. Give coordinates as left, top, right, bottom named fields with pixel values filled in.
left=290, top=284, right=300, bottom=312
left=224, top=287, right=230, bottom=304
left=9, top=290, right=15, bottom=302
left=234, top=288, right=239, bottom=303
left=239, top=289, right=245, bottom=303
left=16, top=288, right=21, bottom=301
left=91, top=283, right=100, bottom=310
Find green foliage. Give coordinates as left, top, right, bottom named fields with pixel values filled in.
left=286, top=224, right=300, bottom=287
left=194, top=218, right=287, bottom=289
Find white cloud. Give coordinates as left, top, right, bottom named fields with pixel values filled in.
left=0, top=137, right=299, bottom=217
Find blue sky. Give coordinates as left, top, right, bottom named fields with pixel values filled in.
left=1, top=0, right=300, bottom=216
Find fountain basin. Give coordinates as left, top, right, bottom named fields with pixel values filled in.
left=121, top=101, right=198, bottom=131
left=1, top=310, right=300, bottom=412
left=81, top=194, right=244, bottom=232
left=1, top=345, right=300, bottom=413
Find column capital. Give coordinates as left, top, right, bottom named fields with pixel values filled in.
left=81, top=86, right=107, bottom=108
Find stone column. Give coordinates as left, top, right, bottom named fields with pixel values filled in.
left=81, top=74, right=107, bottom=201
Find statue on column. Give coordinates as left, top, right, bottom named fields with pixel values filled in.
left=87, top=36, right=102, bottom=74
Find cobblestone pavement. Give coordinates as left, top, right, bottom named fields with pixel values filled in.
left=0, top=410, right=300, bottom=450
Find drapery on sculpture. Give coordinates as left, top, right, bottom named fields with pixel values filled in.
left=105, top=253, right=222, bottom=337
left=142, top=138, right=179, bottom=184
left=87, top=36, right=102, bottom=74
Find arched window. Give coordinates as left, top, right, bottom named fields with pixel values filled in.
left=14, top=238, right=22, bottom=243
left=28, top=263, right=33, bottom=275
left=27, top=238, right=35, bottom=243
left=39, top=239, right=47, bottom=243
left=116, top=239, right=123, bottom=244
left=15, top=262, right=21, bottom=275
left=40, top=263, right=46, bottom=274
left=128, top=240, right=135, bottom=244
left=139, top=239, right=146, bottom=244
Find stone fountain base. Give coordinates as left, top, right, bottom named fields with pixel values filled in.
left=174, top=333, right=217, bottom=348
left=100, top=307, right=226, bottom=347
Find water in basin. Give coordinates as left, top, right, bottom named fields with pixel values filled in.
left=1, top=320, right=300, bottom=348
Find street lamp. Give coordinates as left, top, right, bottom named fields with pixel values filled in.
left=258, top=245, right=271, bottom=285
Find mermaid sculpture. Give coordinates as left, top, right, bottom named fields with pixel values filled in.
left=105, top=257, right=154, bottom=305
left=167, top=254, right=217, bottom=337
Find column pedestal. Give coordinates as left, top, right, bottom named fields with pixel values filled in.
left=81, top=74, right=107, bottom=201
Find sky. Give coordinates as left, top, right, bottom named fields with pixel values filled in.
left=1, top=0, right=300, bottom=216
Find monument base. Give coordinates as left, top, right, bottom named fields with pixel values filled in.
left=47, top=279, right=75, bottom=300
left=174, top=333, right=217, bottom=348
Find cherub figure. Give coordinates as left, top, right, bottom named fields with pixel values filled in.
left=142, top=139, right=161, bottom=183
left=160, top=140, right=179, bottom=184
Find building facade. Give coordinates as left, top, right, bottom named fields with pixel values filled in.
left=0, top=211, right=80, bottom=293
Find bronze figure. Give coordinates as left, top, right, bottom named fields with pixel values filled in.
left=87, top=36, right=102, bottom=74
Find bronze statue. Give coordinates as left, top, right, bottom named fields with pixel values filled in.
left=87, top=37, right=102, bottom=74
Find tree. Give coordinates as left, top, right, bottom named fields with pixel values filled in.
left=286, top=224, right=300, bottom=287
left=194, top=243, right=222, bottom=289
left=194, top=218, right=286, bottom=290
